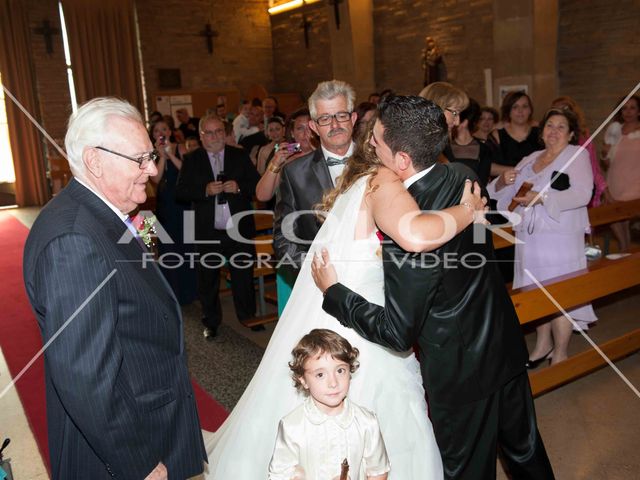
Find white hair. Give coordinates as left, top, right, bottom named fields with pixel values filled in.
left=308, top=80, right=356, bottom=119
left=64, top=97, right=143, bottom=177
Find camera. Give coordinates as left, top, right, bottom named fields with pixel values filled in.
left=216, top=171, right=227, bottom=204
left=287, top=143, right=302, bottom=154
left=275, top=143, right=302, bottom=154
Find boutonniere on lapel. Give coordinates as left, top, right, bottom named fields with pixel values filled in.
left=375, top=229, right=384, bottom=258
left=130, top=214, right=157, bottom=248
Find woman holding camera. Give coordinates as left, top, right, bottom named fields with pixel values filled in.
left=149, top=120, right=197, bottom=305
left=255, top=108, right=314, bottom=203
left=255, top=116, right=287, bottom=175
left=255, top=108, right=315, bottom=316
left=487, top=108, right=597, bottom=367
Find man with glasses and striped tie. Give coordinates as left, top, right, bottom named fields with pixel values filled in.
left=23, top=97, right=206, bottom=479
left=274, top=79, right=358, bottom=268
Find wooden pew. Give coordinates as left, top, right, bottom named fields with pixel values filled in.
left=253, top=211, right=274, bottom=233
left=492, top=198, right=640, bottom=250
left=241, top=234, right=279, bottom=328
left=508, top=250, right=640, bottom=396
left=489, top=198, right=640, bottom=395
left=511, top=251, right=640, bottom=325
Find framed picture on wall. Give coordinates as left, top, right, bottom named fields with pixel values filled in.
left=499, top=85, right=529, bottom=101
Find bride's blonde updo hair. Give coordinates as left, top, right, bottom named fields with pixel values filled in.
left=316, top=120, right=382, bottom=213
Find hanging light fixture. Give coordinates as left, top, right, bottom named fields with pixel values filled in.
left=268, top=0, right=321, bottom=15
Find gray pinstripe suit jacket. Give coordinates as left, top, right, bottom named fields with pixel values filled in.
left=23, top=179, right=206, bottom=479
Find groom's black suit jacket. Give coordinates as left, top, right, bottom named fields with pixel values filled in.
left=323, top=163, right=528, bottom=406
left=274, top=148, right=333, bottom=264
left=23, top=179, right=206, bottom=479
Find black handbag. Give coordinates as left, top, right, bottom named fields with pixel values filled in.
left=550, top=171, right=570, bottom=191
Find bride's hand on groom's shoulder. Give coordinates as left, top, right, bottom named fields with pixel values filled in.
left=461, top=179, right=489, bottom=225
left=311, top=248, right=338, bottom=294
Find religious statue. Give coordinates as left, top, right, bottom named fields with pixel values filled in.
left=421, top=36, right=447, bottom=87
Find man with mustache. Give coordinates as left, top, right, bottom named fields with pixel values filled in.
left=274, top=80, right=357, bottom=266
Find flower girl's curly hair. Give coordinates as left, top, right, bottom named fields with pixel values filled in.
left=289, top=329, right=360, bottom=394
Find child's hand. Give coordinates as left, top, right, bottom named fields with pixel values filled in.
left=290, top=465, right=306, bottom=480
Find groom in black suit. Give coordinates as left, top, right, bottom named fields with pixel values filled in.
left=274, top=80, right=357, bottom=265
left=23, top=98, right=206, bottom=479
left=314, top=96, right=554, bottom=479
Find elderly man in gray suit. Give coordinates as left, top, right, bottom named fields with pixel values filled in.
left=23, top=98, right=206, bottom=479
left=273, top=80, right=358, bottom=266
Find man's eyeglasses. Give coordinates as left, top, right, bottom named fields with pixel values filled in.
left=201, top=128, right=225, bottom=137
left=445, top=108, right=460, bottom=118
left=313, top=111, right=352, bottom=127
left=94, top=146, right=158, bottom=169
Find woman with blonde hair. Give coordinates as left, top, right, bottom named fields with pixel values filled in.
left=419, top=81, right=469, bottom=132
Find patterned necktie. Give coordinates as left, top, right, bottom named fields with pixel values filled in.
left=326, top=156, right=346, bottom=167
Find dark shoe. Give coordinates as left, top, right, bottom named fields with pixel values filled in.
left=250, top=325, right=266, bottom=332
left=525, top=349, right=553, bottom=369
left=203, top=327, right=217, bottom=340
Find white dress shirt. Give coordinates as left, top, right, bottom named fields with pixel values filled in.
left=403, top=163, right=437, bottom=189
left=321, top=142, right=355, bottom=186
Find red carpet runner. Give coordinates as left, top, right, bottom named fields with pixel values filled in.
left=0, top=211, right=227, bottom=470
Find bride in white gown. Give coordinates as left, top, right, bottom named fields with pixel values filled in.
left=205, top=138, right=482, bottom=479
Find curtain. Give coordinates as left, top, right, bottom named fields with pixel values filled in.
left=62, top=0, right=143, bottom=111
left=0, top=0, right=50, bottom=206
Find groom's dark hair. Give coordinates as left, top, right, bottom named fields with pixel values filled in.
left=377, top=95, right=449, bottom=171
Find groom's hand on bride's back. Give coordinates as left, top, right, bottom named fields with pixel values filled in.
left=311, top=248, right=338, bottom=294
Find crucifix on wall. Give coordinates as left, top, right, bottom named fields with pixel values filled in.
left=33, top=19, right=60, bottom=54
left=300, top=14, right=312, bottom=49
left=199, top=23, right=218, bottom=55
left=329, top=0, right=343, bottom=30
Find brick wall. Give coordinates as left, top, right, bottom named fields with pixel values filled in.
left=373, top=0, right=494, bottom=102
left=27, top=0, right=71, bottom=151
left=136, top=0, right=274, bottom=102
left=558, top=0, right=640, bottom=135
left=20, top=0, right=640, bottom=154
left=271, top=4, right=332, bottom=99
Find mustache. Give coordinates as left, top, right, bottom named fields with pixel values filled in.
left=328, top=127, right=348, bottom=137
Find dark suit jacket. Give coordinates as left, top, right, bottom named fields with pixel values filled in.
left=175, top=146, right=260, bottom=243
left=23, top=179, right=206, bottom=479
left=323, top=163, right=528, bottom=406
left=273, top=149, right=333, bottom=264
left=238, top=130, right=268, bottom=153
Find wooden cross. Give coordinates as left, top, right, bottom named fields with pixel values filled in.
left=199, top=23, right=218, bottom=55
left=300, top=14, right=312, bottom=49
left=33, top=19, right=60, bottom=54
left=329, top=0, right=343, bottom=30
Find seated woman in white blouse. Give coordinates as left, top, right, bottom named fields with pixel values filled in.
left=269, top=329, right=390, bottom=480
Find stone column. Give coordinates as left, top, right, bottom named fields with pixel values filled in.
left=492, top=0, right=558, bottom=115
left=325, top=0, right=375, bottom=102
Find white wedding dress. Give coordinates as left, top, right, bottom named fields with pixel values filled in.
left=205, top=176, right=443, bottom=479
